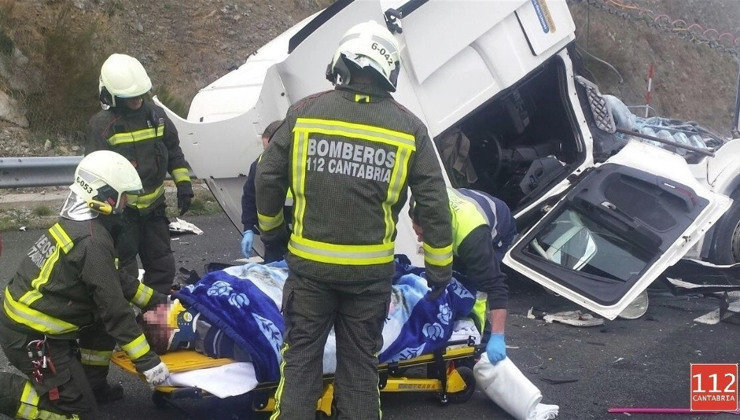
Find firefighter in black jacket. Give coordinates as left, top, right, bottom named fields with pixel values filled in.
left=85, top=53, right=193, bottom=295
left=256, top=21, right=453, bottom=419
left=0, top=151, right=170, bottom=419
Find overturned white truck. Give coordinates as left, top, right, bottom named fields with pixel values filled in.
left=157, top=0, right=740, bottom=320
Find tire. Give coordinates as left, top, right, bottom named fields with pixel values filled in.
left=447, top=366, right=476, bottom=404
left=710, top=199, right=740, bottom=264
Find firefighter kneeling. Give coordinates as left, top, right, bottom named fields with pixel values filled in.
left=0, top=151, right=170, bottom=419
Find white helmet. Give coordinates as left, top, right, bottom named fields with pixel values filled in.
left=326, top=20, right=401, bottom=92
left=98, top=53, right=152, bottom=107
left=71, top=151, right=143, bottom=215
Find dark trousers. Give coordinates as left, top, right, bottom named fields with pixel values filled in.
left=77, top=322, right=115, bottom=389
left=118, top=205, right=175, bottom=294
left=271, top=272, right=390, bottom=420
left=0, top=321, right=99, bottom=419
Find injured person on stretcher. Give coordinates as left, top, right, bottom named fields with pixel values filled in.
left=138, top=256, right=480, bottom=386
left=130, top=257, right=559, bottom=419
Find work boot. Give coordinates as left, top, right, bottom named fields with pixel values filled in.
left=93, top=382, right=124, bottom=405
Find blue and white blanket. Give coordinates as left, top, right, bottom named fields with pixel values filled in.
left=175, top=263, right=286, bottom=383
left=175, top=258, right=475, bottom=383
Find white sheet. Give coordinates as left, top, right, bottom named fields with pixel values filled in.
left=166, top=362, right=258, bottom=399
left=165, top=320, right=480, bottom=398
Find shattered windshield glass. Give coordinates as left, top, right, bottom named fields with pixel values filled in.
left=528, top=209, right=649, bottom=282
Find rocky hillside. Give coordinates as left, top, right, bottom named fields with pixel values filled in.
left=0, top=0, right=329, bottom=156
left=0, top=0, right=737, bottom=159
left=569, top=0, right=739, bottom=136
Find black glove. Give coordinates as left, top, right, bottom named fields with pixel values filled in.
left=176, top=182, right=194, bottom=216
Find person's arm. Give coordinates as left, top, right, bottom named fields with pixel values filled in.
left=84, top=113, right=112, bottom=155
left=255, top=119, right=290, bottom=247
left=161, top=111, right=191, bottom=185
left=159, top=110, right=193, bottom=215
left=118, top=269, right=167, bottom=312
left=407, top=127, right=453, bottom=288
left=241, top=160, right=260, bottom=233
left=78, top=237, right=162, bottom=373
left=489, top=309, right=507, bottom=334
left=457, top=225, right=509, bottom=316
left=458, top=226, right=509, bottom=363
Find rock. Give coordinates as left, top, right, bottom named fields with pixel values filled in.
left=0, top=47, right=41, bottom=94
left=13, top=48, right=28, bottom=67
left=43, top=139, right=51, bottom=150
left=0, top=90, right=29, bottom=127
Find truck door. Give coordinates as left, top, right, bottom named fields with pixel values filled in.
left=504, top=142, right=731, bottom=319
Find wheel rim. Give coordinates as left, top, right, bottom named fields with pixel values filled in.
left=731, top=217, right=740, bottom=262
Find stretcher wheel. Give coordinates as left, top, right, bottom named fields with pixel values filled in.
left=447, top=366, right=475, bottom=404
left=152, top=390, right=169, bottom=409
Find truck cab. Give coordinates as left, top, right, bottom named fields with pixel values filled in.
left=158, top=0, right=737, bottom=319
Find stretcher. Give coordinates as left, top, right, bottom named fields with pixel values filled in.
left=111, top=336, right=482, bottom=416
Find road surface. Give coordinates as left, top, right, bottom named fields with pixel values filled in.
left=0, top=213, right=737, bottom=419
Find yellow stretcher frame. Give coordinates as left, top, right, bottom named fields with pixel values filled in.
left=111, top=338, right=481, bottom=416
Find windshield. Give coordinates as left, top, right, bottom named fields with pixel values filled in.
left=528, top=208, right=649, bottom=282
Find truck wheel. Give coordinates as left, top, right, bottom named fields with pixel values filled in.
left=711, top=200, right=740, bottom=264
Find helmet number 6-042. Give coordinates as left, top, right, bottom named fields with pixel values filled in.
left=371, top=42, right=394, bottom=66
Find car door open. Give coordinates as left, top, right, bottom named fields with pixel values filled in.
left=504, top=142, right=731, bottom=319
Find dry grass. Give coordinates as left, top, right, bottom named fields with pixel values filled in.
left=20, top=5, right=102, bottom=141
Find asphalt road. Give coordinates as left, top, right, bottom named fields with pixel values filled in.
left=0, top=213, right=738, bottom=419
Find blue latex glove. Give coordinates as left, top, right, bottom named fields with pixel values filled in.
left=241, top=231, right=254, bottom=258
left=486, top=333, right=506, bottom=364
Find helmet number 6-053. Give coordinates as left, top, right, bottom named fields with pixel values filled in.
left=76, top=176, right=94, bottom=195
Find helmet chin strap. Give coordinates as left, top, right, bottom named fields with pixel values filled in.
left=88, top=200, right=114, bottom=215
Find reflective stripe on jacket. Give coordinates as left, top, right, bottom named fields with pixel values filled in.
left=85, top=102, right=191, bottom=211
left=256, top=84, right=452, bottom=284
left=448, top=188, right=488, bottom=255
left=1, top=218, right=162, bottom=370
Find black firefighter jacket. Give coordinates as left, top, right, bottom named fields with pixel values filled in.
left=1, top=217, right=165, bottom=372
left=256, top=83, right=453, bottom=285
left=85, top=102, right=192, bottom=213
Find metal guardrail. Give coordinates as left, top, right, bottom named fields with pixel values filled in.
left=0, top=156, right=195, bottom=188
left=0, top=156, right=82, bottom=188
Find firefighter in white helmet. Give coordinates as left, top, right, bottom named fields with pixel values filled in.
left=0, top=151, right=170, bottom=419
left=257, top=20, right=452, bottom=418
left=85, top=53, right=192, bottom=295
